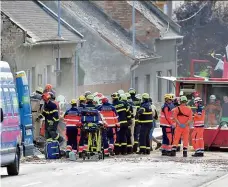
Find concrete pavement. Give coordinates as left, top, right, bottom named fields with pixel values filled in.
left=200, top=173, right=228, bottom=187
left=1, top=152, right=228, bottom=187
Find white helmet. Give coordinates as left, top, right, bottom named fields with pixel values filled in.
left=136, top=94, right=142, bottom=100
left=118, top=89, right=125, bottom=95
left=120, top=93, right=127, bottom=101
left=210, top=95, right=216, bottom=100
left=194, top=97, right=202, bottom=103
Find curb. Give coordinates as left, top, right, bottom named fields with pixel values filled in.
left=199, top=173, right=228, bottom=187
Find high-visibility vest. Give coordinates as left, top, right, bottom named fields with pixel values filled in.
left=64, top=115, right=81, bottom=127
left=100, top=110, right=119, bottom=127
left=193, top=110, right=205, bottom=127
left=159, top=105, right=173, bottom=127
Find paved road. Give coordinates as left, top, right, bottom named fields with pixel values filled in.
left=1, top=152, right=228, bottom=187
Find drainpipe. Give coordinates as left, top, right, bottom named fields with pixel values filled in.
left=56, top=0, right=61, bottom=74
left=131, top=1, right=136, bottom=88
left=75, top=43, right=83, bottom=98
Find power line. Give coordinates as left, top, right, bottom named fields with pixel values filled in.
left=177, top=1, right=208, bottom=23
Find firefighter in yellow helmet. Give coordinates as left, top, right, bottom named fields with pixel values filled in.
left=137, top=93, right=153, bottom=154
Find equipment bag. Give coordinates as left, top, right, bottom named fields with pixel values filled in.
left=81, top=109, right=100, bottom=123
left=45, top=140, right=60, bottom=159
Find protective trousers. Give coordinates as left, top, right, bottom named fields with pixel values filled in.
left=173, top=125, right=189, bottom=151
left=133, top=123, right=141, bottom=152
left=139, top=123, right=152, bottom=154
left=32, top=113, right=41, bottom=141
left=45, top=121, right=62, bottom=143
left=161, top=126, right=174, bottom=152
left=191, top=127, right=204, bottom=153
left=79, top=130, right=88, bottom=152
left=126, top=127, right=133, bottom=154
left=66, top=126, right=78, bottom=150
left=207, top=114, right=217, bottom=127
left=119, top=124, right=128, bottom=155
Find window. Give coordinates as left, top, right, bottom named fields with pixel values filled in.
left=3, top=88, right=13, bottom=116
left=9, top=88, right=19, bottom=116
left=0, top=88, right=7, bottom=118
left=43, top=67, right=47, bottom=86
left=38, top=74, right=42, bottom=86
left=145, top=74, right=150, bottom=94
left=135, top=77, right=138, bottom=93
left=167, top=69, right=173, bottom=93
left=157, top=71, right=162, bottom=102
left=47, top=65, right=52, bottom=84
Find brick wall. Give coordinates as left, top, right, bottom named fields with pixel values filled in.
left=1, top=13, right=25, bottom=71
left=92, top=1, right=160, bottom=43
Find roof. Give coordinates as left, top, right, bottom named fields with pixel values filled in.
left=1, top=1, right=83, bottom=43
left=41, top=1, right=158, bottom=60
left=127, top=1, right=183, bottom=40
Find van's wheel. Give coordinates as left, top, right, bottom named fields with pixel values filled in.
left=7, top=147, right=20, bottom=176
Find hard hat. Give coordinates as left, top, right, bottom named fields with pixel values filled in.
left=169, top=93, right=175, bottom=100
left=79, top=95, right=86, bottom=101
left=66, top=145, right=72, bottom=151
left=142, top=93, right=150, bottom=100
left=111, top=92, right=119, bottom=99
left=48, top=92, right=55, bottom=100
left=125, top=92, right=131, bottom=99
left=36, top=87, right=43, bottom=94
left=102, top=97, right=109, bottom=104
left=193, top=91, right=200, bottom=97
left=70, top=99, right=77, bottom=105
left=45, top=84, right=52, bottom=91
left=128, top=88, right=136, bottom=94
left=93, top=92, right=99, bottom=97
left=164, top=94, right=173, bottom=100
left=136, top=94, right=142, bottom=100
left=85, top=91, right=92, bottom=97
left=42, top=93, right=51, bottom=101
left=86, top=94, right=94, bottom=100
left=210, top=95, right=216, bottom=100
left=194, top=97, right=202, bottom=103
left=120, top=94, right=127, bottom=101
left=93, top=96, right=100, bottom=104
left=180, top=95, right=188, bottom=102
left=96, top=93, right=103, bottom=98
left=117, top=89, right=125, bottom=95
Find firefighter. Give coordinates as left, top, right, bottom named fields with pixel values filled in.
left=137, top=93, right=153, bottom=155
left=36, top=93, right=64, bottom=144
left=159, top=94, right=175, bottom=156
left=85, top=94, right=96, bottom=109
left=112, top=92, right=131, bottom=155
left=97, top=97, right=119, bottom=156
left=205, top=95, right=221, bottom=127
left=173, top=97, right=181, bottom=152
left=188, top=91, right=200, bottom=113
left=129, top=88, right=141, bottom=153
left=43, top=84, right=56, bottom=96
left=64, top=99, right=80, bottom=150
left=192, top=97, right=205, bottom=157
left=171, top=96, right=193, bottom=157
left=120, top=93, right=133, bottom=154
left=84, top=91, right=92, bottom=98
left=78, top=95, right=86, bottom=110
left=30, top=87, right=43, bottom=144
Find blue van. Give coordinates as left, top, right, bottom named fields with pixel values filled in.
left=0, top=61, right=24, bottom=175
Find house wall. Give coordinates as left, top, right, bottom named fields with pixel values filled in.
left=41, top=1, right=133, bottom=94
left=134, top=39, right=177, bottom=103
left=1, top=14, right=78, bottom=100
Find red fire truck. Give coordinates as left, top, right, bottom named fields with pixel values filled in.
left=159, top=59, right=228, bottom=149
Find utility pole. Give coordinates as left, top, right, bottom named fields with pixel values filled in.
left=131, top=0, right=136, bottom=88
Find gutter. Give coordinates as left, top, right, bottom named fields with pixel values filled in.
left=36, top=0, right=84, bottom=38
left=22, top=39, right=86, bottom=46
left=130, top=55, right=162, bottom=71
